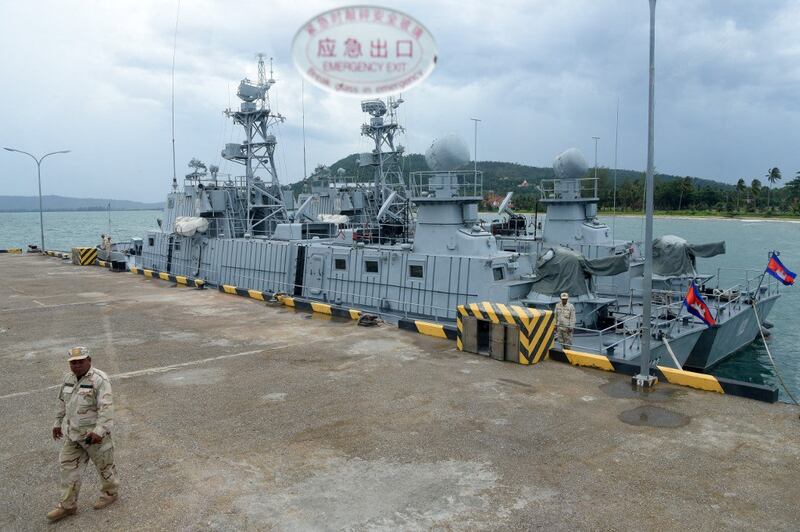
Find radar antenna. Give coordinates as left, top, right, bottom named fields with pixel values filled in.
left=222, top=55, right=288, bottom=237
left=358, top=96, right=411, bottom=240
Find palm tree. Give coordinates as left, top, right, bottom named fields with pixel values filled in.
left=751, top=179, right=762, bottom=209
left=736, top=178, right=746, bottom=211
left=766, top=167, right=781, bottom=208
left=789, top=171, right=800, bottom=201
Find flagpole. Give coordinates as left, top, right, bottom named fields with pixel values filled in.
left=753, top=250, right=773, bottom=298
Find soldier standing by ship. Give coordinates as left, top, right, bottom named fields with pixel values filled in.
left=47, top=347, right=119, bottom=522
left=555, top=292, right=576, bottom=348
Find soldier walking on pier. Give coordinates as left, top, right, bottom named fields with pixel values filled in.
left=555, top=292, right=576, bottom=348
left=47, top=347, right=119, bottom=522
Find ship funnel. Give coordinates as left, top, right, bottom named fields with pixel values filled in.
left=553, top=148, right=588, bottom=180
left=425, top=134, right=470, bottom=171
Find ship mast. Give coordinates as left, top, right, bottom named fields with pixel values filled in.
left=221, top=54, right=288, bottom=237
left=359, top=97, right=408, bottom=232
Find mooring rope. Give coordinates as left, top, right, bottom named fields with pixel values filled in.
left=751, top=303, right=799, bottom=409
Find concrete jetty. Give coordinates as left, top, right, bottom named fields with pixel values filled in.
left=1, top=253, right=798, bottom=530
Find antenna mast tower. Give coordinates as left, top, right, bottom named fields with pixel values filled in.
left=359, top=96, right=409, bottom=229
left=222, top=54, right=289, bottom=236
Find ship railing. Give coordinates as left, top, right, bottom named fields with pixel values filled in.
left=409, top=171, right=483, bottom=199
left=713, top=267, right=780, bottom=299
left=183, top=173, right=241, bottom=188
left=540, top=177, right=598, bottom=201
left=623, top=268, right=778, bottom=316
left=576, top=299, right=693, bottom=359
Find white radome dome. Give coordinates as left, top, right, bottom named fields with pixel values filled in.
left=553, top=148, right=589, bottom=180
left=425, top=134, right=470, bottom=171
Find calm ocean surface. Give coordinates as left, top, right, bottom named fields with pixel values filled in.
left=1, top=209, right=798, bottom=401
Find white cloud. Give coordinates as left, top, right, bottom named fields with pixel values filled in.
left=0, top=0, right=798, bottom=202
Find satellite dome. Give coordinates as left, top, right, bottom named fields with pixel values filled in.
left=553, top=148, right=588, bottom=180
left=425, top=134, right=470, bottom=171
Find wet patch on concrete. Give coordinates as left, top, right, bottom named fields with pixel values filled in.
left=618, top=405, right=691, bottom=428
left=599, top=377, right=682, bottom=402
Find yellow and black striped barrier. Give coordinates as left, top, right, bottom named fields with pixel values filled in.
left=129, top=266, right=205, bottom=289
left=0, top=248, right=23, bottom=254
left=456, top=302, right=555, bottom=365
left=547, top=348, right=779, bottom=403
left=398, top=319, right=458, bottom=340
left=273, top=294, right=364, bottom=321
left=44, top=250, right=71, bottom=259
left=71, top=247, right=98, bottom=266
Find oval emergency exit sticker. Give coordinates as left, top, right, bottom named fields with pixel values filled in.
left=292, top=6, right=438, bottom=96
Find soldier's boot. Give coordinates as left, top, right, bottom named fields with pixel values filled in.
left=46, top=504, right=77, bottom=522
left=93, top=493, right=117, bottom=510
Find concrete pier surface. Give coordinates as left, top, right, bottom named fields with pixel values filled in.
left=1, top=254, right=798, bottom=531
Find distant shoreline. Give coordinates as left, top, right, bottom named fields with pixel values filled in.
left=597, top=211, right=800, bottom=222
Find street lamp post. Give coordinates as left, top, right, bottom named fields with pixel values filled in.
left=3, top=148, right=71, bottom=252
left=634, top=0, right=658, bottom=388
left=470, top=118, right=481, bottom=175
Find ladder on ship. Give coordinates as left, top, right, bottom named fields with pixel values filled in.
left=225, top=189, right=246, bottom=238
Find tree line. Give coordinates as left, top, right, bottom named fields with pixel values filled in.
left=493, top=167, right=800, bottom=216
left=317, top=153, right=800, bottom=216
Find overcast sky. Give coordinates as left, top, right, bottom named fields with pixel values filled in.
left=1, top=0, right=798, bottom=202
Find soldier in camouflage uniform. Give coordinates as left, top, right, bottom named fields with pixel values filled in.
left=555, top=292, right=576, bottom=348
left=47, top=346, right=119, bottom=522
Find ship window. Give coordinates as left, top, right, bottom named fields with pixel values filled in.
left=365, top=260, right=379, bottom=273
left=168, top=198, right=174, bottom=208
left=409, top=264, right=424, bottom=278
left=493, top=267, right=505, bottom=281
left=335, top=258, right=347, bottom=270
left=173, top=240, right=181, bottom=251
left=148, top=237, right=154, bottom=247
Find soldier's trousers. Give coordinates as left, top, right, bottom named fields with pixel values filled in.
left=59, top=435, right=119, bottom=508
left=557, top=327, right=573, bottom=348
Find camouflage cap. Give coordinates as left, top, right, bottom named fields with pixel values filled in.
left=560, top=292, right=569, bottom=299
left=67, top=346, right=90, bottom=361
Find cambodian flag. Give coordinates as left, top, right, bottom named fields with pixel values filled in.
left=683, top=282, right=716, bottom=326
left=766, top=254, right=796, bottom=286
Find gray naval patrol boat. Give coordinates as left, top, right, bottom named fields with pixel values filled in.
left=491, top=148, right=782, bottom=370
left=127, top=59, right=716, bottom=371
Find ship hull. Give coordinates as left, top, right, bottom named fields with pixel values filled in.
left=683, top=295, right=779, bottom=371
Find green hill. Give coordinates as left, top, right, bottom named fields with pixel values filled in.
left=294, top=153, right=741, bottom=212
